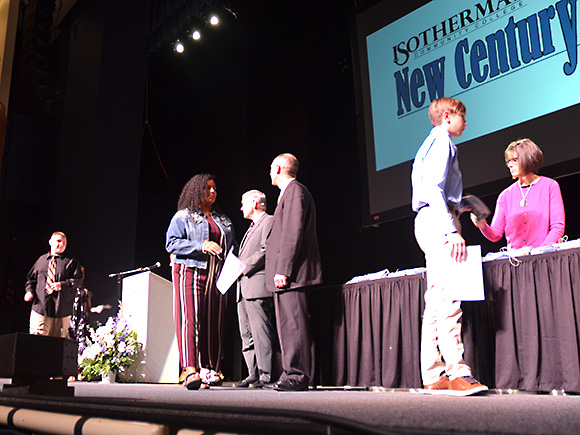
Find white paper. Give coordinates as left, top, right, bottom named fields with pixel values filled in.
left=444, top=245, right=485, bottom=301
left=216, top=250, right=244, bottom=294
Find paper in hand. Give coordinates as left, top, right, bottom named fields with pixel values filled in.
left=216, top=250, right=244, bottom=294
left=444, top=245, right=485, bottom=301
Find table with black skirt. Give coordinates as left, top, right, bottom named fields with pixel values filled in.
left=310, top=246, right=580, bottom=391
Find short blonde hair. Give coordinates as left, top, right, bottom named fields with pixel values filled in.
left=428, top=97, right=466, bottom=126
left=505, top=138, right=543, bottom=176
left=51, top=231, right=66, bottom=240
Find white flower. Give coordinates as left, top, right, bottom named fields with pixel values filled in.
left=94, top=323, right=112, bottom=340
left=79, top=302, right=142, bottom=379
left=80, top=343, right=102, bottom=362
left=104, top=335, right=115, bottom=348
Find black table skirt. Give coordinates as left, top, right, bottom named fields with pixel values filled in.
left=310, top=247, right=580, bottom=391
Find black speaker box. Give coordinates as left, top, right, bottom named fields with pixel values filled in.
left=0, top=332, right=78, bottom=378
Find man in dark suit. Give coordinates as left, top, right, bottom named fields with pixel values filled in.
left=265, top=153, right=323, bottom=391
left=234, top=189, right=275, bottom=389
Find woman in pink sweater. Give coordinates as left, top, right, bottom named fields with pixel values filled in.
left=471, top=139, right=565, bottom=249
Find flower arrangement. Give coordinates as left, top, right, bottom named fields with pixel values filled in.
left=78, top=304, right=142, bottom=381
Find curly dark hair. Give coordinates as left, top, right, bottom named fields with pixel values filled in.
left=177, top=173, right=223, bottom=213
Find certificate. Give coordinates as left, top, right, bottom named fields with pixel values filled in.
left=216, top=250, right=244, bottom=294
left=445, top=245, right=485, bottom=301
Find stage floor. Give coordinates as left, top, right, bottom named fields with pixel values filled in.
left=1, top=379, right=580, bottom=434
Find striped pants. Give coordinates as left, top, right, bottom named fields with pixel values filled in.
left=172, top=261, right=226, bottom=372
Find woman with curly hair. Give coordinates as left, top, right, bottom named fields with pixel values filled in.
left=166, top=174, right=235, bottom=389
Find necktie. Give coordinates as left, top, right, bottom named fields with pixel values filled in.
left=46, top=257, right=56, bottom=294
left=241, top=222, right=255, bottom=249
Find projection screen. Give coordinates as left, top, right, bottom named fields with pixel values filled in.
left=354, top=0, right=580, bottom=226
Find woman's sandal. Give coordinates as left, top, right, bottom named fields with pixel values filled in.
left=184, top=372, right=202, bottom=390
left=180, top=367, right=196, bottom=384
left=199, top=369, right=224, bottom=387
left=209, top=376, right=223, bottom=387
left=179, top=369, right=189, bottom=384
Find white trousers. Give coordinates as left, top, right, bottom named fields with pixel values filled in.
left=414, top=206, right=472, bottom=384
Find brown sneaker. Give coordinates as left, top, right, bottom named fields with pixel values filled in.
left=424, top=376, right=450, bottom=390
left=448, top=376, right=488, bottom=396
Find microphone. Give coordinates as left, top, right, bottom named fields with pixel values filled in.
left=108, top=262, right=161, bottom=278
left=142, top=262, right=161, bottom=272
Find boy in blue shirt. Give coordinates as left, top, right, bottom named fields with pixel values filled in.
left=411, top=97, right=488, bottom=395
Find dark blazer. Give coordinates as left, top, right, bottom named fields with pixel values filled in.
left=238, top=212, right=274, bottom=300
left=265, top=180, right=323, bottom=292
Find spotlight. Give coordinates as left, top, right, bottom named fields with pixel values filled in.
left=209, top=15, right=219, bottom=25
left=191, top=29, right=201, bottom=40
left=174, top=41, right=185, bottom=53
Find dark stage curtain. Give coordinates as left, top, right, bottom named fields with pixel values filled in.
left=311, top=247, right=580, bottom=391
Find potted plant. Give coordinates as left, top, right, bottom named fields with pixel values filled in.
left=78, top=304, right=142, bottom=382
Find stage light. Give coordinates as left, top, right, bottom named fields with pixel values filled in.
left=191, top=29, right=201, bottom=40
left=174, top=41, right=185, bottom=53
left=209, top=15, right=219, bottom=25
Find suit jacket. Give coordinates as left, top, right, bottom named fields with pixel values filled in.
left=265, top=180, right=323, bottom=293
left=238, top=212, right=274, bottom=300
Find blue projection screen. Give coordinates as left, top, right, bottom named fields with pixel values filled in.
left=355, top=0, right=580, bottom=226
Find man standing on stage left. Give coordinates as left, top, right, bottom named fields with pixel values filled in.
left=24, top=231, right=83, bottom=338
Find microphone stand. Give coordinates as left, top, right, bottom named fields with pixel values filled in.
left=108, top=263, right=161, bottom=301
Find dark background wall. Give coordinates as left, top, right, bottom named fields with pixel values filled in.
left=1, top=0, right=579, bottom=377
left=0, top=0, right=149, bottom=331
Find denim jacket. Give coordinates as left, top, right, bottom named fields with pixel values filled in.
left=166, top=208, right=234, bottom=269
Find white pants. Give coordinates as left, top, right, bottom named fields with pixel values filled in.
left=29, top=310, right=71, bottom=338
left=414, top=206, right=471, bottom=384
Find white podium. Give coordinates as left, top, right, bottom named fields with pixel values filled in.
left=118, top=271, right=179, bottom=383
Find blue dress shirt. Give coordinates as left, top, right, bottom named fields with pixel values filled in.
left=411, top=125, right=463, bottom=236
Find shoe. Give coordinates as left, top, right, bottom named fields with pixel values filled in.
left=273, top=378, right=309, bottom=392
left=180, top=367, right=196, bottom=384
left=209, top=377, right=223, bottom=387
left=424, top=376, right=450, bottom=390
left=448, top=376, right=488, bottom=396
left=200, top=368, right=224, bottom=386
left=184, top=372, right=202, bottom=390
left=263, top=380, right=279, bottom=390
left=234, top=377, right=258, bottom=388
left=249, top=380, right=265, bottom=389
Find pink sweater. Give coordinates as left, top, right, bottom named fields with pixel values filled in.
left=480, top=176, right=565, bottom=249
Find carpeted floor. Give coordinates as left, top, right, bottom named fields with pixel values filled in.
left=1, top=379, right=580, bottom=434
